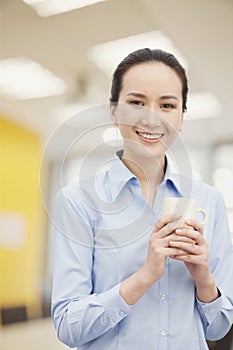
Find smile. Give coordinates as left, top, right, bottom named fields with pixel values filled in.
left=136, top=131, right=164, bottom=141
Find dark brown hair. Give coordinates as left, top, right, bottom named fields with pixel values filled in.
left=110, top=48, right=188, bottom=112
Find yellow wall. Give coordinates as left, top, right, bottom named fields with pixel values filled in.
left=0, top=117, right=45, bottom=314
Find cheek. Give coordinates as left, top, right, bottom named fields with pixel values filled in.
left=163, top=114, right=183, bottom=133
left=172, top=120, right=182, bottom=132
left=118, top=124, right=135, bottom=139
left=116, top=104, right=142, bottom=126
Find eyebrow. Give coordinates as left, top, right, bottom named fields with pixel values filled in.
left=126, top=92, right=147, bottom=98
left=126, top=92, right=179, bottom=100
left=160, top=95, right=179, bottom=101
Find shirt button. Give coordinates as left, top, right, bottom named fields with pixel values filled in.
left=160, top=330, right=167, bottom=337
left=119, top=310, right=126, bottom=317
left=160, top=294, right=167, bottom=301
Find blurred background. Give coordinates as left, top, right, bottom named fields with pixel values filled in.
left=0, top=0, right=233, bottom=349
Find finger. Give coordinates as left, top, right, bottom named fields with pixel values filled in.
left=154, top=214, right=181, bottom=232
left=156, top=223, right=177, bottom=238
left=169, top=241, right=201, bottom=254
left=164, top=247, right=190, bottom=257
left=154, top=219, right=185, bottom=239
left=185, top=219, right=204, bottom=235
left=170, top=254, right=201, bottom=263
left=166, top=233, right=196, bottom=245
left=174, top=227, right=203, bottom=245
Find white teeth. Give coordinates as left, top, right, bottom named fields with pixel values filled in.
left=138, top=132, right=162, bottom=140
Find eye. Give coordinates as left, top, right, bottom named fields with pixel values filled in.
left=129, top=100, right=144, bottom=106
left=161, top=103, right=176, bottom=109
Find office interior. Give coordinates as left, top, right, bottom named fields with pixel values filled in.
left=0, top=0, right=233, bottom=349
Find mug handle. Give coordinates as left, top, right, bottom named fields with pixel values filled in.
left=197, top=208, right=208, bottom=225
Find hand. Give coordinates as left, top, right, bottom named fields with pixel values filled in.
left=168, top=219, right=219, bottom=301
left=168, top=219, right=211, bottom=281
left=142, top=215, right=197, bottom=284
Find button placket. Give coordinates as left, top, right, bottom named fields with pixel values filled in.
left=160, top=294, right=167, bottom=301
left=158, top=260, right=169, bottom=349
left=160, top=330, right=167, bottom=337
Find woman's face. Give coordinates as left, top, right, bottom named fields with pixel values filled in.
left=111, top=62, right=184, bottom=160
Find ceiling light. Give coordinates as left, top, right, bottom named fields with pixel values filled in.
left=87, top=30, right=189, bottom=76
left=186, top=91, right=222, bottom=120
left=22, top=0, right=107, bottom=17
left=0, top=57, right=66, bottom=100
left=53, top=103, right=91, bottom=123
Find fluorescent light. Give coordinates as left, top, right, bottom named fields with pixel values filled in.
left=87, top=30, right=189, bottom=77
left=22, top=0, right=107, bottom=17
left=0, top=57, right=66, bottom=100
left=186, top=91, right=222, bottom=120
left=53, top=103, right=91, bottom=123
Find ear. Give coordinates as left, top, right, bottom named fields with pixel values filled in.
left=110, top=102, right=118, bottom=127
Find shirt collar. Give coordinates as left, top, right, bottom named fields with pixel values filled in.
left=108, top=150, right=191, bottom=200
left=108, top=150, right=137, bottom=200
left=162, top=154, right=193, bottom=198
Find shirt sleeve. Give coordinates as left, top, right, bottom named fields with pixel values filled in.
left=195, top=191, right=233, bottom=341
left=51, top=187, right=133, bottom=348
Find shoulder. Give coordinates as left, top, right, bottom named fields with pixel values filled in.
left=191, top=177, right=223, bottom=202
left=185, top=176, right=227, bottom=216
left=55, top=176, right=95, bottom=204
left=55, top=170, right=110, bottom=210
left=172, top=172, right=224, bottom=205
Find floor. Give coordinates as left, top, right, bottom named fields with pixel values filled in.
left=0, top=318, right=67, bottom=350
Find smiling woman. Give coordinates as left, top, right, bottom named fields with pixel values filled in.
left=51, top=48, right=233, bottom=350
left=110, top=61, right=184, bottom=167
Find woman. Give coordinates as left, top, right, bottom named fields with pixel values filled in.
left=52, top=48, right=233, bottom=349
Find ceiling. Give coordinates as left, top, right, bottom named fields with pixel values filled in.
left=1, top=0, right=233, bottom=158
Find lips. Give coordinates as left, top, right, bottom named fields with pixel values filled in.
left=136, top=130, right=164, bottom=141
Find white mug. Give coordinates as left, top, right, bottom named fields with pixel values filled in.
left=160, top=197, right=208, bottom=225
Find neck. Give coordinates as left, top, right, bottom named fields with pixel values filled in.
left=121, top=151, right=166, bottom=188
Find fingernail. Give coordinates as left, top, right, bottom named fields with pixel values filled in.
left=175, top=229, right=182, bottom=234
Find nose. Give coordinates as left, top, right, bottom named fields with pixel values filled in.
left=140, top=108, right=162, bottom=128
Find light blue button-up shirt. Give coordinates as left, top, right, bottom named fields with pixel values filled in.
left=52, top=151, right=233, bottom=350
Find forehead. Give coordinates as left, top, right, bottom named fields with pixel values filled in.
left=121, top=62, right=182, bottom=96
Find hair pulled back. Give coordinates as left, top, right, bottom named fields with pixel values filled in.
left=110, top=48, right=188, bottom=112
